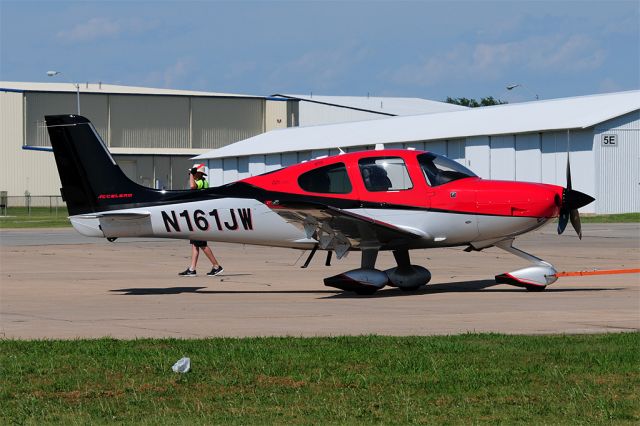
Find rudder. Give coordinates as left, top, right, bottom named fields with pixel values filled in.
left=46, top=114, right=167, bottom=215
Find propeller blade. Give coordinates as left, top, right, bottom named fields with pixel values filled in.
left=569, top=209, right=582, bottom=239
left=566, top=153, right=572, bottom=190
left=558, top=209, right=569, bottom=235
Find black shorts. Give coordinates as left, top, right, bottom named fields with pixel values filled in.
left=190, top=240, right=207, bottom=248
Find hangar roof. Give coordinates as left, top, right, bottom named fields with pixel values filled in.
left=0, top=81, right=262, bottom=98
left=196, top=90, right=640, bottom=160
left=272, top=93, right=468, bottom=116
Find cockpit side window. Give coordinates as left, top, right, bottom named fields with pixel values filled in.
left=298, top=162, right=352, bottom=194
left=418, top=153, right=476, bottom=187
left=358, top=157, right=413, bottom=192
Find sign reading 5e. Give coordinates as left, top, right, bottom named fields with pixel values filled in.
left=602, top=134, right=617, bottom=147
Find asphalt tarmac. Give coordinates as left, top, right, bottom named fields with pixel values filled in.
left=1, top=223, right=638, bottom=338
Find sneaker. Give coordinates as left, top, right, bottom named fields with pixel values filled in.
left=178, top=268, right=196, bottom=277
left=207, top=266, right=224, bottom=276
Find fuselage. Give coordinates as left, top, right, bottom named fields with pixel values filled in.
left=70, top=149, right=563, bottom=251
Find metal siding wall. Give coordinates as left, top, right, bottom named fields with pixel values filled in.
left=515, top=133, right=541, bottom=183
left=1, top=92, right=23, bottom=194
left=346, top=146, right=368, bottom=153
left=153, top=156, right=171, bottom=189
left=465, top=136, right=490, bottom=178
left=298, top=151, right=312, bottom=162
left=595, top=110, right=640, bottom=131
left=171, top=156, right=194, bottom=190
left=237, top=157, right=250, bottom=180
left=287, top=100, right=299, bottom=127
left=541, top=132, right=561, bottom=185
left=25, top=92, right=108, bottom=147
left=223, top=157, right=239, bottom=183
left=298, top=102, right=386, bottom=126
left=265, top=100, right=287, bottom=131
left=208, top=159, right=224, bottom=187
left=385, top=143, right=404, bottom=149
left=248, top=155, right=266, bottom=177
left=403, top=141, right=425, bottom=150
left=425, top=140, right=447, bottom=155
left=594, top=111, right=640, bottom=213
left=1, top=92, right=70, bottom=196
left=110, top=95, right=189, bottom=148
left=447, top=139, right=466, bottom=166
left=311, top=149, right=329, bottom=159
left=265, top=153, right=281, bottom=172
left=490, top=135, right=515, bottom=180
left=281, top=152, right=298, bottom=167
left=110, top=155, right=153, bottom=187
left=192, top=97, right=264, bottom=149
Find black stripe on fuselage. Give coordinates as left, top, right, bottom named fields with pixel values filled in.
left=87, top=181, right=542, bottom=219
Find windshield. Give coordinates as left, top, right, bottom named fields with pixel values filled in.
left=417, top=153, right=477, bottom=187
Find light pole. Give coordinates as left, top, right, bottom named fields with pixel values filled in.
left=47, top=70, right=81, bottom=114
left=506, top=83, right=539, bottom=101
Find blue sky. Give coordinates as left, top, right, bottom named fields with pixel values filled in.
left=1, top=0, right=638, bottom=102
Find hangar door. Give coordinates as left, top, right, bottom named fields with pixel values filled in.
left=191, top=97, right=264, bottom=149
left=109, top=95, right=190, bottom=149
left=25, top=92, right=109, bottom=147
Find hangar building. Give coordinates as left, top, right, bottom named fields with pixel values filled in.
left=0, top=82, right=458, bottom=200
left=0, top=82, right=297, bottom=198
left=271, top=94, right=467, bottom=126
left=196, top=91, right=640, bottom=214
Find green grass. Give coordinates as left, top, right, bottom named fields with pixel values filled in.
left=1, top=334, right=638, bottom=424
left=580, top=213, right=640, bottom=223
left=0, top=207, right=71, bottom=228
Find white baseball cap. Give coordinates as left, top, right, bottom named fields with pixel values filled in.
left=190, top=163, right=207, bottom=176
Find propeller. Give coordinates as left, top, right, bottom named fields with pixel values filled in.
left=557, top=132, right=595, bottom=239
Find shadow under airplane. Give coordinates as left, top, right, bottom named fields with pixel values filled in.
left=110, top=279, right=621, bottom=297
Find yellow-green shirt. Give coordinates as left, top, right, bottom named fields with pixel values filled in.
left=195, top=178, right=209, bottom=190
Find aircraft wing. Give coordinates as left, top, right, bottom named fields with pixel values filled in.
left=268, top=200, right=425, bottom=258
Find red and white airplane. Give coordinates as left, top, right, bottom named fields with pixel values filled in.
left=46, top=114, right=594, bottom=294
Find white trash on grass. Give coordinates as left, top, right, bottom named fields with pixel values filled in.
left=172, top=357, right=191, bottom=373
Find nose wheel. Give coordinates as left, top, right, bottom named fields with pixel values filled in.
left=494, top=239, right=557, bottom=291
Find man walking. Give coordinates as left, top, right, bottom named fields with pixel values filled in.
left=178, top=163, right=224, bottom=277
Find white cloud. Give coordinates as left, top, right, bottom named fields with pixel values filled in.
left=389, top=34, right=606, bottom=87
left=57, top=17, right=157, bottom=42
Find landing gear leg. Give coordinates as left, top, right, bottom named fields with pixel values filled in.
left=494, top=239, right=558, bottom=291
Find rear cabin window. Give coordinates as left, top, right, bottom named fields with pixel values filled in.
left=298, top=162, right=352, bottom=194
left=358, top=157, right=413, bottom=192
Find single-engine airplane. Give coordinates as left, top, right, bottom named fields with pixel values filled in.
left=45, top=114, right=594, bottom=294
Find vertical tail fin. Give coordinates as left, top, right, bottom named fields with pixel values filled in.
left=45, top=114, right=170, bottom=215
